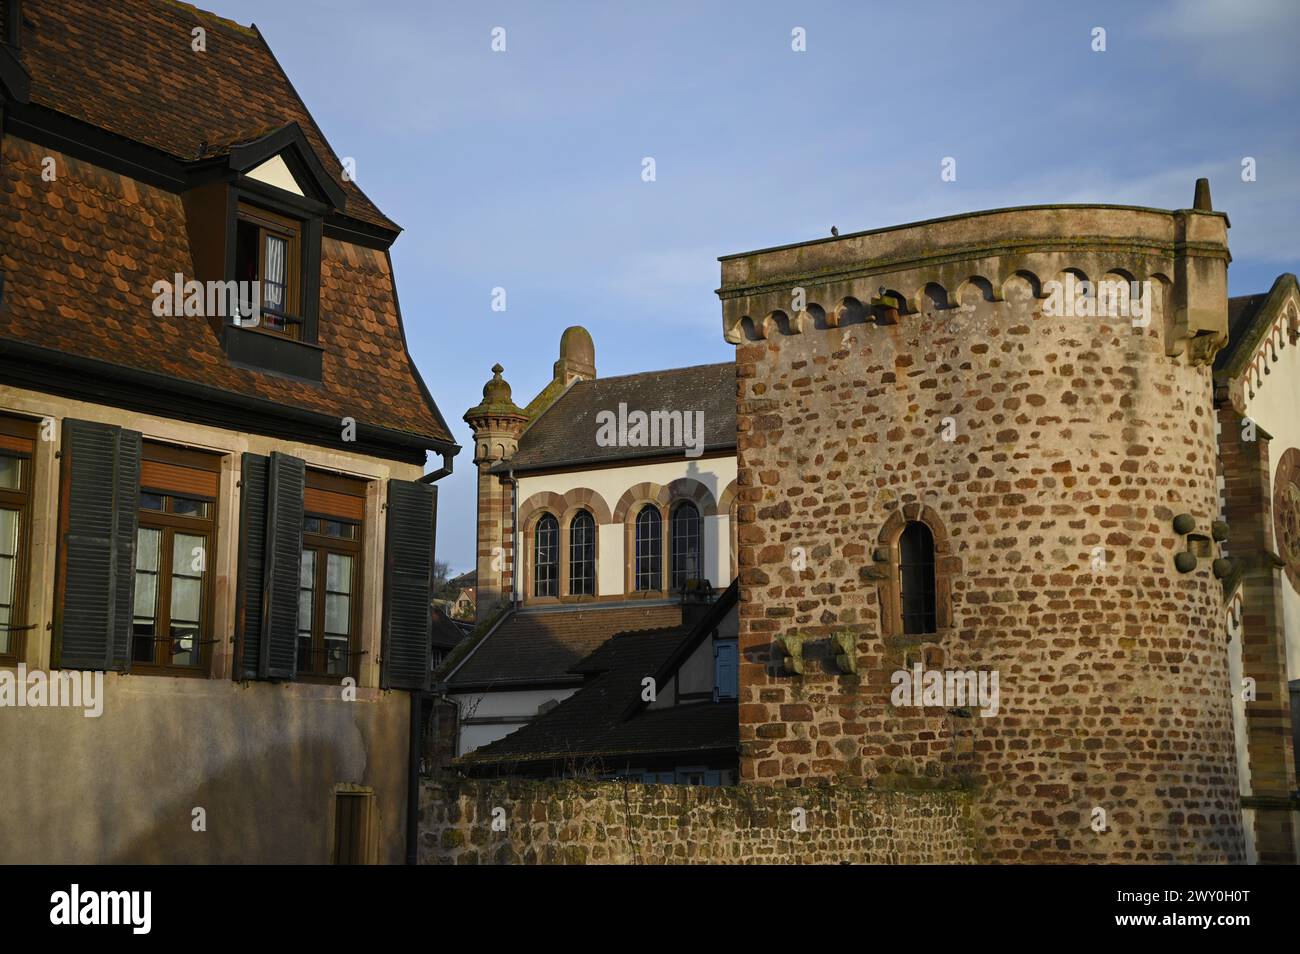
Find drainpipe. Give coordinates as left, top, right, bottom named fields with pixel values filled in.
left=406, top=690, right=425, bottom=865
left=508, top=468, right=519, bottom=609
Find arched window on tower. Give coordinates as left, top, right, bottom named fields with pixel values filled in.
left=534, top=513, right=558, bottom=598
left=670, top=501, right=702, bottom=590
left=569, top=510, right=595, bottom=596
left=898, top=520, right=936, bottom=634
left=634, top=505, right=662, bottom=591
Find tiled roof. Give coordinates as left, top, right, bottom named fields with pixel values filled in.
left=500, top=362, right=736, bottom=473
left=13, top=0, right=395, bottom=231
left=445, top=602, right=686, bottom=689
left=457, top=621, right=737, bottom=768
left=0, top=137, right=453, bottom=444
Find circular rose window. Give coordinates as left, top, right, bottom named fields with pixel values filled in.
left=1274, top=447, right=1300, bottom=592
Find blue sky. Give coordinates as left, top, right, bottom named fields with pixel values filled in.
left=216, top=0, right=1300, bottom=573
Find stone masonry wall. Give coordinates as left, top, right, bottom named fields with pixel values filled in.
left=734, top=280, right=1246, bottom=862
left=419, top=778, right=975, bottom=864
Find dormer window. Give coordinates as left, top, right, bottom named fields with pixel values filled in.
left=235, top=203, right=302, bottom=339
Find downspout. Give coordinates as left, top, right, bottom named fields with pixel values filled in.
left=418, top=449, right=453, bottom=483
left=508, top=468, right=519, bottom=609
left=406, top=691, right=423, bottom=865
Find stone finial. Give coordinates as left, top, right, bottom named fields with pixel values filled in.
left=1193, top=177, right=1213, bottom=211
left=554, top=325, right=596, bottom=384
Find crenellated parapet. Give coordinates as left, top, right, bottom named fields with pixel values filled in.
left=717, top=184, right=1230, bottom=368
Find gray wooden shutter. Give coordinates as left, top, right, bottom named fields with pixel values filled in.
left=234, top=451, right=303, bottom=680
left=56, top=419, right=140, bottom=671
left=382, top=479, right=436, bottom=690
left=260, top=452, right=304, bottom=680
left=234, top=452, right=268, bottom=680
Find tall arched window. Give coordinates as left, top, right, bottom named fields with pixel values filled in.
left=534, top=513, right=558, bottom=598
left=898, top=520, right=936, bottom=634
left=634, top=505, right=662, bottom=591
left=670, top=501, right=702, bottom=590
left=569, top=510, right=595, bottom=595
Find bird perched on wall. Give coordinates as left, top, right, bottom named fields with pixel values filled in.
left=831, top=226, right=839, bottom=236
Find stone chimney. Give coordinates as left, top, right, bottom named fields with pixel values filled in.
left=463, top=364, right=528, bottom=624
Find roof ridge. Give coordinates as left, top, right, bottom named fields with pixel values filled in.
left=568, top=361, right=733, bottom=386
left=154, top=0, right=257, bottom=36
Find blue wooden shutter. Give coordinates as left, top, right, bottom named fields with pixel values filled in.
left=56, top=419, right=140, bottom=671
left=382, top=479, right=436, bottom=690
left=714, top=639, right=738, bottom=701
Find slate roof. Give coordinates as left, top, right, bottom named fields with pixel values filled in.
left=430, top=606, right=467, bottom=653
left=12, top=0, right=394, bottom=230
left=500, top=362, right=736, bottom=473
left=445, top=601, right=686, bottom=690
left=457, top=583, right=739, bottom=770
left=0, top=0, right=454, bottom=447
left=457, top=631, right=737, bottom=769
left=1215, top=274, right=1299, bottom=377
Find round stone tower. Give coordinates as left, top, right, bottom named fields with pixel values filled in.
left=718, top=184, right=1245, bottom=862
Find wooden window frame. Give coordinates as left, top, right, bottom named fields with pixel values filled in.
left=297, top=470, right=366, bottom=683
left=236, top=202, right=303, bottom=341
left=0, top=415, right=37, bottom=665
left=130, top=442, right=221, bottom=677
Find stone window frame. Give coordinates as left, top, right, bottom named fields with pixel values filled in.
left=518, top=488, right=612, bottom=605
left=874, top=504, right=958, bottom=638
left=615, top=479, right=719, bottom=597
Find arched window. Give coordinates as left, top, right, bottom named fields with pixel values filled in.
left=634, top=505, right=662, bottom=591
left=898, top=520, right=936, bottom=634
left=569, top=510, right=595, bottom=596
left=670, top=502, right=701, bottom=590
left=533, top=513, right=558, bottom=598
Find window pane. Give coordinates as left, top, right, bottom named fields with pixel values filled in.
left=138, top=492, right=165, bottom=512
left=0, top=455, right=20, bottom=490
left=133, top=527, right=161, bottom=664
left=326, top=552, right=352, bottom=594
left=171, top=496, right=208, bottom=518
left=670, top=502, right=701, bottom=591
left=169, top=533, right=204, bottom=666
left=568, top=511, right=595, bottom=596
left=298, top=549, right=315, bottom=672
left=0, top=507, right=16, bottom=655
left=899, top=521, right=937, bottom=635
left=534, top=514, right=558, bottom=597
left=635, top=506, right=662, bottom=591
left=263, top=233, right=287, bottom=313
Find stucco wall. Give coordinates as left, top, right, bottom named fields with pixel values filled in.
left=0, top=676, right=410, bottom=863
left=0, top=389, right=424, bottom=862
left=419, top=777, right=975, bottom=864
